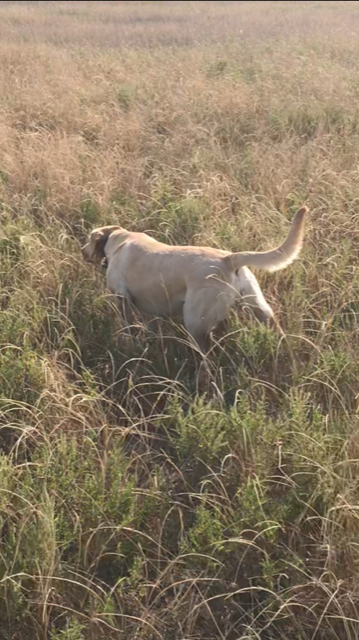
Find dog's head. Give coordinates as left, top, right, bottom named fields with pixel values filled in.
left=82, top=225, right=121, bottom=265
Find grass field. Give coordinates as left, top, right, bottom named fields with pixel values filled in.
left=2, top=1, right=359, bottom=638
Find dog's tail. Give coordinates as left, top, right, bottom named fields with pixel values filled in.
left=222, top=206, right=308, bottom=273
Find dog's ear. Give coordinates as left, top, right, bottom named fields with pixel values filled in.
left=89, top=229, right=108, bottom=264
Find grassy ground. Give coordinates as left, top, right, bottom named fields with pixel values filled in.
left=1, top=1, right=359, bottom=638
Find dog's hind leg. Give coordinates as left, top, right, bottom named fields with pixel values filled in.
left=236, top=267, right=283, bottom=334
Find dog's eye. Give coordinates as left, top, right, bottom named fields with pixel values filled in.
left=235, top=269, right=239, bottom=277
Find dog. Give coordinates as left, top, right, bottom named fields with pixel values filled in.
left=82, top=206, right=308, bottom=354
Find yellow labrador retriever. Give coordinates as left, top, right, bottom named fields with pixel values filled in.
left=82, top=206, right=308, bottom=353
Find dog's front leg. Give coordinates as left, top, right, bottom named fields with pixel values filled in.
left=146, top=317, right=162, bottom=335
left=116, top=295, right=136, bottom=330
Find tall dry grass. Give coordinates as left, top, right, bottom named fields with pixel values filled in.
left=1, top=1, right=359, bottom=639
